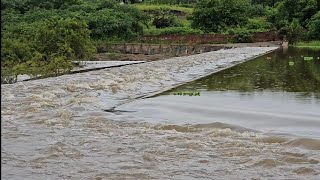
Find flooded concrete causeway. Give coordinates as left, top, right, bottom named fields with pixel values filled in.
left=2, top=47, right=320, bottom=179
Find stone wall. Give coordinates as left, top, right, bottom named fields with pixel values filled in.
left=140, top=31, right=279, bottom=44
left=97, top=31, right=280, bottom=56
left=97, top=44, right=226, bottom=56
left=97, top=41, right=280, bottom=56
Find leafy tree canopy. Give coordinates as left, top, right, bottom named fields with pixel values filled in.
left=191, top=0, right=250, bottom=33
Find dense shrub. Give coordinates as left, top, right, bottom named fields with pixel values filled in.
left=246, top=18, right=272, bottom=31
left=228, top=29, right=254, bottom=43
left=287, top=19, right=307, bottom=43
left=144, top=26, right=203, bottom=35
left=191, top=0, right=250, bottom=33
left=144, top=0, right=178, bottom=5
left=249, top=4, right=267, bottom=17
left=264, top=0, right=318, bottom=42
left=252, top=0, right=278, bottom=6
left=87, top=9, right=136, bottom=39
left=271, top=0, right=318, bottom=28
left=307, top=11, right=320, bottom=40
left=1, top=18, right=95, bottom=77
left=152, top=8, right=181, bottom=28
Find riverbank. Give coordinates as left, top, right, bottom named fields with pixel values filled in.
left=292, top=41, right=320, bottom=49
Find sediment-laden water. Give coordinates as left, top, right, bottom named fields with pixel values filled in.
left=3, top=47, right=320, bottom=179
left=118, top=47, right=320, bottom=179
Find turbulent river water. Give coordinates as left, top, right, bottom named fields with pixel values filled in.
left=118, top=47, right=320, bottom=179
left=2, top=47, right=320, bottom=179
left=120, top=47, right=320, bottom=138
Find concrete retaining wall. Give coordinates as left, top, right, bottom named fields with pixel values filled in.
left=141, top=31, right=279, bottom=44
left=97, top=44, right=228, bottom=56
left=97, top=41, right=280, bottom=56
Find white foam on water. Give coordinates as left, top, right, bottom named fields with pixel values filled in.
left=4, top=47, right=318, bottom=179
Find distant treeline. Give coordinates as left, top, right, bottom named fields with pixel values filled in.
left=1, top=0, right=319, bottom=80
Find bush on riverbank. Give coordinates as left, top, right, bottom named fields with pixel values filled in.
left=307, top=11, right=320, bottom=40
left=1, top=18, right=95, bottom=78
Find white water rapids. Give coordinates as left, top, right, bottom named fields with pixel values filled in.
left=2, top=47, right=320, bottom=179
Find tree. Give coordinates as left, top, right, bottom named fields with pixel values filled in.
left=307, top=11, right=320, bottom=40
left=35, top=17, right=95, bottom=60
left=26, top=0, right=81, bottom=10
left=191, top=0, right=250, bottom=33
left=265, top=0, right=318, bottom=41
left=287, top=19, right=306, bottom=43
left=1, top=17, right=95, bottom=78
left=152, top=8, right=180, bottom=28
left=87, top=5, right=149, bottom=39
left=274, top=0, right=318, bottom=28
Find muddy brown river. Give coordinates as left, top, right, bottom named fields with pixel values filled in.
left=2, top=47, right=320, bottom=179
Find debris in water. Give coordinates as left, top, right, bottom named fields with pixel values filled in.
left=304, top=57, right=313, bottom=61
left=172, top=91, right=201, bottom=96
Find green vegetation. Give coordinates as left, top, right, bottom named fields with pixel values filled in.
left=307, top=11, right=320, bottom=40
left=134, top=4, right=193, bottom=14
left=245, top=18, right=273, bottom=32
left=292, top=41, right=320, bottom=49
left=134, top=4, right=197, bottom=36
left=2, top=17, right=95, bottom=79
left=144, top=26, right=203, bottom=35
left=191, top=0, right=251, bottom=33
left=1, top=0, right=320, bottom=83
left=1, top=0, right=149, bottom=81
left=266, top=0, right=319, bottom=43
left=230, top=30, right=254, bottom=43
left=139, top=0, right=319, bottom=42
left=151, top=7, right=181, bottom=28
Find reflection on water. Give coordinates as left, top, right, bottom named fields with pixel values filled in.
left=167, top=47, right=320, bottom=96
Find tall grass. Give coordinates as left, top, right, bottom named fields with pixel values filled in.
left=293, top=41, right=320, bottom=49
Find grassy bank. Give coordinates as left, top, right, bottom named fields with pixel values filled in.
left=292, top=41, right=320, bottom=49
